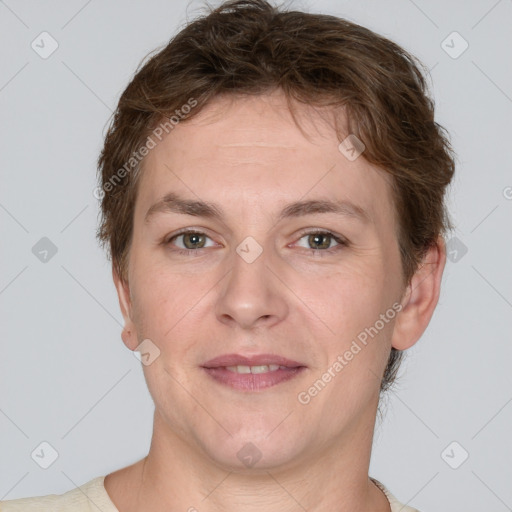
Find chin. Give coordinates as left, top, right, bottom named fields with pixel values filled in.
left=198, top=425, right=309, bottom=473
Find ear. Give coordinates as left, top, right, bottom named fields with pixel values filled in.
left=391, top=236, right=447, bottom=350
left=112, top=264, right=139, bottom=351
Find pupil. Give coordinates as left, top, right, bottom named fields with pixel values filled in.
left=310, top=234, right=330, bottom=250
left=182, top=233, right=332, bottom=250
left=184, top=233, right=204, bottom=249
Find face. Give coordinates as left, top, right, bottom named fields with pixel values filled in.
left=116, top=91, right=412, bottom=471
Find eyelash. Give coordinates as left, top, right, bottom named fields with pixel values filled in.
left=163, top=228, right=348, bottom=257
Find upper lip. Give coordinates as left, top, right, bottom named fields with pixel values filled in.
left=202, top=353, right=305, bottom=368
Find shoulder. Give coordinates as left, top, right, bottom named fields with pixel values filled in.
left=371, top=478, right=422, bottom=512
left=0, top=476, right=119, bottom=512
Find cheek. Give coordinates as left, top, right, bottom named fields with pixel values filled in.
left=316, top=291, right=396, bottom=402
left=129, top=265, right=213, bottom=366
left=302, top=264, right=396, bottom=374
left=129, top=271, right=183, bottom=344
left=131, top=248, right=194, bottom=311
left=310, top=265, right=387, bottom=328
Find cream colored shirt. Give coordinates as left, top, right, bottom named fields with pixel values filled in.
left=0, top=476, right=420, bottom=511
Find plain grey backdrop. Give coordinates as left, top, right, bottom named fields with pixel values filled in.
left=1, top=0, right=511, bottom=510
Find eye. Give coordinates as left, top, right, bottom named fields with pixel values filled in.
left=165, top=230, right=216, bottom=254
left=163, top=229, right=348, bottom=257
left=294, top=230, right=348, bottom=254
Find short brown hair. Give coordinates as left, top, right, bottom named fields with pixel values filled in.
left=96, top=0, right=455, bottom=392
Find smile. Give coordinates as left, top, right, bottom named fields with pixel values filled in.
left=225, top=364, right=283, bottom=373
left=201, top=353, right=307, bottom=391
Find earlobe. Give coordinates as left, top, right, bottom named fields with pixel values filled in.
left=391, top=236, right=447, bottom=351
left=112, top=265, right=139, bottom=351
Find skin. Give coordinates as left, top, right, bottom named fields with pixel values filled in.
left=105, top=89, right=446, bottom=512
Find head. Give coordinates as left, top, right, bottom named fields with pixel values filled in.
left=96, top=0, right=454, bottom=469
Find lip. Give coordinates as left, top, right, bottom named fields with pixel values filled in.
left=201, top=353, right=305, bottom=368
left=201, top=353, right=307, bottom=392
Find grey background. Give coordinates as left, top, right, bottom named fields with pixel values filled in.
left=1, top=0, right=511, bottom=510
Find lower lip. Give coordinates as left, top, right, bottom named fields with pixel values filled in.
left=202, top=366, right=306, bottom=391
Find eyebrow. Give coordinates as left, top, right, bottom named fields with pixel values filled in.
left=144, top=191, right=371, bottom=225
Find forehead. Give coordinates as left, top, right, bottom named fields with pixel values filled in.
left=135, top=92, right=396, bottom=228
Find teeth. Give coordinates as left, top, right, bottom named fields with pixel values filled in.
left=225, top=364, right=282, bottom=374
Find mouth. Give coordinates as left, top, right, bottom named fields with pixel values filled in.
left=201, top=353, right=307, bottom=392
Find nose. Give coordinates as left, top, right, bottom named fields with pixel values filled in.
left=214, top=243, right=289, bottom=330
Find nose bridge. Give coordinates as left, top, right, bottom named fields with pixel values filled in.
left=215, top=236, right=288, bottom=328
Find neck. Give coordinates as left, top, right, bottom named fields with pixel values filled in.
left=105, top=405, right=390, bottom=512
